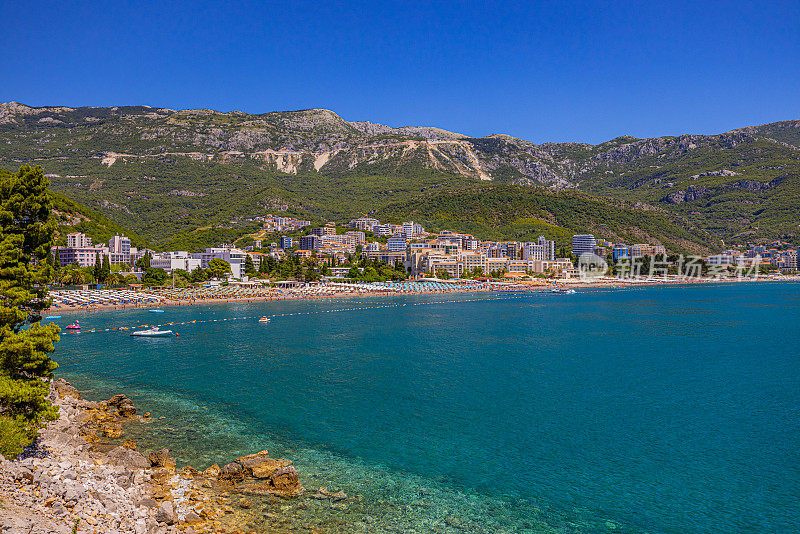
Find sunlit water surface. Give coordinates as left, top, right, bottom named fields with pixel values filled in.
left=52, top=283, right=800, bottom=533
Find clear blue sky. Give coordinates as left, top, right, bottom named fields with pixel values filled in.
left=2, top=0, right=798, bottom=144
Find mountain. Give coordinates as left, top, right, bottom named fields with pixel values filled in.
left=0, top=101, right=797, bottom=250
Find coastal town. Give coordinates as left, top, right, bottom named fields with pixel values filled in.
left=54, top=213, right=800, bottom=286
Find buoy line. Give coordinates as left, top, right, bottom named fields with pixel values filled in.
left=65, top=292, right=554, bottom=335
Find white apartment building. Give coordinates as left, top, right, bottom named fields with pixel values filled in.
left=320, top=234, right=356, bottom=248
left=523, top=243, right=546, bottom=261
left=150, top=251, right=202, bottom=273
left=67, top=232, right=92, bottom=248
left=190, top=248, right=248, bottom=279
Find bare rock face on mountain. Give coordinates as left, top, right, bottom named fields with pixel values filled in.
left=662, top=185, right=709, bottom=204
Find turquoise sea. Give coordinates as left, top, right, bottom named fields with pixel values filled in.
left=52, top=283, right=800, bottom=533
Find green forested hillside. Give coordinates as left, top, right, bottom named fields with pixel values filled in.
left=576, top=139, right=800, bottom=241
left=376, top=185, right=717, bottom=254
left=0, top=166, right=146, bottom=248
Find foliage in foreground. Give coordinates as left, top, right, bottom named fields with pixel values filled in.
left=0, top=165, right=60, bottom=458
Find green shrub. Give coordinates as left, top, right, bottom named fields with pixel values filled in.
left=0, top=415, right=35, bottom=459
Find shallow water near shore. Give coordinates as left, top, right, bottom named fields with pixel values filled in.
left=53, top=283, right=800, bottom=533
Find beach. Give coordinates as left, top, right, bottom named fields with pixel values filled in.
left=45, top=275, right=800, bottom=313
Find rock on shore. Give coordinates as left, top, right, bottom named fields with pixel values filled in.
left=0, top=379, right=309, bottom=534
left=0, top=380, right=185, bottom=534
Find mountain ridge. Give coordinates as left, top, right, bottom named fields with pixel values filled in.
left=1, top=101, right=798, bottom=247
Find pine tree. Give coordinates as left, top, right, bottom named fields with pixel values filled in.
left=0, top=166, right=60, bottom=458
left=93, top=253, right=102, bottom=281
left=100, top=254, right=111, bottom=282
left=244, top=254, right=256, bottom=276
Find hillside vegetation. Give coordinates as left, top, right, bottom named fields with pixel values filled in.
left=376, top=185, right=716, bottom=254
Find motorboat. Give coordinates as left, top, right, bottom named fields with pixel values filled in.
left=45, top=315, right=61, bottom=320
left=551, top=288, right=577, bottom=294
left=66, top=321, right=81, bottom=330
left=130, top=327, right=174, bottom=337
left=259, top=317, right=271, bottom=323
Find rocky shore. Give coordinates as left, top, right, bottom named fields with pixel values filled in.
left=0, top=379, right=312, bottom=534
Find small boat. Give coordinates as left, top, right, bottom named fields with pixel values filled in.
left=45, top=315, right=61, bottom=320
left=551, top=288, right=576, bottom=294
left=259, top=317, right=271, bottom=323
left=66, top=321, right=81, bottom=330
left=149, top=309, right=165, bottom=313
left=130, top=327, right=174, bottom=337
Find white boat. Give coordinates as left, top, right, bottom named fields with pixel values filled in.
left=131, top=327, right=174, bottom=337
left=551, top=288, right=577, bottom=294
left=259, top=317, right=270, bottom=323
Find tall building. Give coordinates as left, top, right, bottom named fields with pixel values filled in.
left=310, top=226, right=336, bottom=236
left=66, top=232, right=91, bottom=248
left=56, top=247, right=99, bottom=267
left=572, top=234, right=596, bottom=256
left=387, top=235, right=407, bottom=252
left=108, top=235, right=131, bottom=254
left=537, top=235, right=555, bottom=261
left=522, top=243, right=545, bottom=261
left=189, top=248, right=247, bottom=279
left=299, top=235, right=320, bottom=250
left=280, top=236, right=293, bottom=249
left=612, top=244, right=630, bottom=262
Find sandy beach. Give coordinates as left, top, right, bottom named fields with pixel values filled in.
left=44, top=275, right=800, bottom=314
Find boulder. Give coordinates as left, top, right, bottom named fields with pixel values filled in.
left=106, top=446, right=150, bottom=469
left=118, top=400, right=137, bottom=417
left=270, top=466, right=302, bottom=494
left=107, top=394, right=128, bottom=406
left=184, top=511, right=201, bottom=524
left=202, top=463, right=221, bottom=478
left=148, top=448, right=171, bottom=467
left=107, top=394, right=137, bottom=416
left=251, top=458, right=292, bottom=479
left=155, top=500, right=176, bottom=525
left=53, top=378, right=81, bottom=399
left=135, top=497, right=159, bottom=509
left=236, top=465, right=304, bottom=497
left=235, top=450, right=269, bottom=471
left=220, top=461, right=244, bottom=479
left=180, top=465, right=200, bottom=478
left=102, top=422, right=124, bottom=439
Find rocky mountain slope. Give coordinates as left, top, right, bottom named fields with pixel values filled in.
left=1, top=102, right=797, bottom=247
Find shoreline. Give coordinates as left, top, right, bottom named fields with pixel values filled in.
left=0, top=379, right=315, bottom=534
left=44, top=275, right=800, bottom=314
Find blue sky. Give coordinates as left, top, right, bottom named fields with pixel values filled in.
left=1, top=0, right=798, bottom=143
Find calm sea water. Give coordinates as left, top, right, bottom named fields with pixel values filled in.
left=52, top=283, right=800, bottom=533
